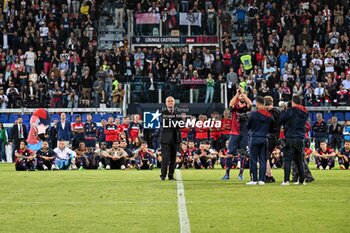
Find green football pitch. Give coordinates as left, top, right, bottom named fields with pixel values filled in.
left=0, top=163, right=349, bottom=233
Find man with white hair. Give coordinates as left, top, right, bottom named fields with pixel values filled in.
left=53, top=140, right=77, bottom=170
left=160, top=96, right=181, bottom=180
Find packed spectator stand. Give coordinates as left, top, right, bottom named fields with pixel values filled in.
left=0, top=0, right=350, bottom=171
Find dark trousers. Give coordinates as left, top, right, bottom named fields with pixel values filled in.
left=283, top=138, right=305, bottom=183
left=160, top=143, right=177, bottom=179
left=37, top=158, right=55, bottom=170
left=15, top=160, right=35, bottom=171
left=249, top=137, right=267, bottom=182
left=0, top=139, right=6, bottom=161
left=329, top=135, right=342, bottom=150
left=292, top=158, right=314, bottom=182
left=105, top=157, right=126, bottom=169
left=338, top=158, right=349, bottom=169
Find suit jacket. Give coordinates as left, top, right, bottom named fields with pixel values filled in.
left=10, top=123, right=28, bottom=143
left=57, top=120, right=72, bottom=141
left=159, top=109, right=182, bottom=145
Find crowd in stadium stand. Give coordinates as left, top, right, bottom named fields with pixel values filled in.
left=0, top=1, right=349, bottom=108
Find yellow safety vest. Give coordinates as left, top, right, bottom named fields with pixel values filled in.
left=240, top=55, right=252, bottom=70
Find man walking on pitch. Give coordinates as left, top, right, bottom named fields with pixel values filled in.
left=160, top=96, right=181, bottom=180
left=246, top=96, right=273, bottom=185
left=280, top=95, right=308, bottom=185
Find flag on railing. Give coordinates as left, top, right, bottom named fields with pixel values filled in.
left=135, top=13, right=161, bottom=24
left=179, top=13, right=202, bottom=27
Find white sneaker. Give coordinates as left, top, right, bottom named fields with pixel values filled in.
left=246, top=181, right=257, bottom=185
left=98, top=162, right=104, bottom=170
left=293, top=182, right=300, bottom=185
left=258, top=181, right=265, bottom=185
left=106, top=165, right=111, bottom=170
left=121, top=165, right=126, bottom=170
left=51, top=164, right=59, bottom=170
left=281, top=181, right=290, bottom=186
left=325, top=166, right=330, bottom=170
left=42, top=165, right=48, bottom=170
left=71, top=165, right=77, bottom=170
left=319, top=166, right=324, bottom=170
left=273, top=164, right=277, bottom=169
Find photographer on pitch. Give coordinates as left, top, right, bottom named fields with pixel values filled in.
left=280, top=95, right=309, bottom=185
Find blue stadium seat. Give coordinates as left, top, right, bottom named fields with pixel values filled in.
left=324, top=112, right=333, bottom=121
left=310, top=112, right=316, bottom=122
left=345, top=112, right=350, bottom=121
left=334, top=112, right=345, bottom=121
left=22, top=114, right=30, bottom=124
left=51, top=114, right=60, bottom=122
left=9, top=114, right=20, bottom=124
left=92, top=114, right=103, bottom=122
left=65, top=114, right=71, bottom=122
left=82, top=113, right=88, bottom=122
left=0, top=114, right=8, bottom=123
left=103, top=114, right=113, bottom=121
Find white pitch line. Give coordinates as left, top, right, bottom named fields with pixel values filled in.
left=176, top=169, right=191, bottom=233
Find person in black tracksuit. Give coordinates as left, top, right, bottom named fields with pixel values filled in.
left=312, top=113, right=328, bottom=149
left=280, top=95, right=308, bottom=185
left=246, top=96, right=273, bottom=185
left=264, top=96, right=281, bottom=183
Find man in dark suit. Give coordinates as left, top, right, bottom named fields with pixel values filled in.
left=160, top=96, right=181, bottom=180
left=9, top=116, right=28, bottom=162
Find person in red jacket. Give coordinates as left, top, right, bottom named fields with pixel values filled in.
left=128, top=114, right=143, bottom=142
left=179, top=113, right=190, bottom=141
left=195, top=115, right=208, bottom=145
left=105, top=116, right=119, bottom=148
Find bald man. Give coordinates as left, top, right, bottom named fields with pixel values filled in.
left=159, top=96, right=182, bottom=180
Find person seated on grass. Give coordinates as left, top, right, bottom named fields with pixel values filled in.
left=53, top=140, right=77, bottom=170
left=85, top=146, right=102, bottom=169
left=15, top=141, right=36, bottom=171
left=119, top=140, right=133, bottom=168
left=314, top=141, right=336, bottom=170
left=187, top=140, right=198, bottom=157
left=134, top=141, right=156, bottom=170
left=176, top=141, right=193, bottom=169
left=337, top=140, right=350, bottom=170
left=194, top=141, right=212, bottom=169
left=106, top=141, right=128, bottom=170
left=270, top=147, right=283, bottom=169
left=75, top=142, right=91, bottom=170
left=94, top=141, right=110, bottom=169
left=219, top=140, right=230, bottom=169
left=205, top=140, right=218, bottom=168
left=36, top=141, right=58, bottom=170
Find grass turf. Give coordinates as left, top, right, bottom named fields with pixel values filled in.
left=0, top=164, right=349, bottom=233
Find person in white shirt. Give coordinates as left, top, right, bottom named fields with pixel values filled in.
left=342, top=75, right=350, bottom=90
left=311, top=54, right=323, bottom=71
left=315, top=82, right=325, bottom=102
left=53, top=140, right=77, bottom=170
left=39, top=21, right=49, bottom=38
left=24, top=46, right=36, bottom=73
left=324, top=53, right=335, bottom=73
